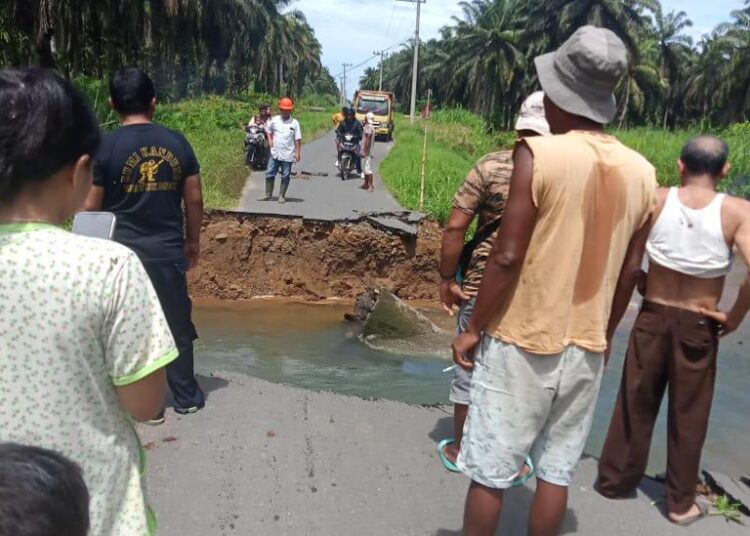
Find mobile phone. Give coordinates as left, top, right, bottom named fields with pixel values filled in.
left=72, top=212, right=117, bottom=240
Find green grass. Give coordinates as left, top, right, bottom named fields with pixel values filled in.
left=381, top=109, right=750, bottom=222
left=381, top=111, right=513, bottom=222
left=156, top=97, right=333, bottom=208
left=73, top=79, right=334, bottom=208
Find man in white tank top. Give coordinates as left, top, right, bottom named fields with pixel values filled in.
left=596, top=136, right=750, bottom=525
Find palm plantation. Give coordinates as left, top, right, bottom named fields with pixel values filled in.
left=0, top=0, right=330, bottom=99
left=361, top=0, right=750, bottom=128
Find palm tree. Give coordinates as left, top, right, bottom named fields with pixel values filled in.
left=447, top=0, right=526, bottom=127
left=653, top=7, right=693, bottom=127
left=684, top=31, right=734, bottom=123
left=710, top=2, right=750, bottom=122
left=553, top=0, right=659, bottom=57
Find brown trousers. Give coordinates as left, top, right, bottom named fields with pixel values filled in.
left=597, top=301, right=718, bottom=514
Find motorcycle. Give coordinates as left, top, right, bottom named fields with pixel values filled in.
left=244, top=124, right=269, bottom=169
left=338, top=133, right=359, bottom=181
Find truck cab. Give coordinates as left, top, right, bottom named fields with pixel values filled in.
left=354, top=90, right=394, bottom=141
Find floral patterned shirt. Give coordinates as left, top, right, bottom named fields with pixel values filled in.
left=0, top=224, right=177, bottom=536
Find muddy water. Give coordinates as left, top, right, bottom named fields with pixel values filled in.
left=193, top=268, right=749, bottom=476
left=193, top=300, right=451, bottom=405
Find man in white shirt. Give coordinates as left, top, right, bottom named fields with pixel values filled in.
left=261, top=97, right=302, bottom=204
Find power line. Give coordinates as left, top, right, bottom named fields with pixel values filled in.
left=330, top=38, right=409, bottom=80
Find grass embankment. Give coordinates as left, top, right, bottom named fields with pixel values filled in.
left=156, top=98, right=332, bottom=208
left=380, top=110, right=750, bottom=223
left=75, top=79, right=333, bottom=208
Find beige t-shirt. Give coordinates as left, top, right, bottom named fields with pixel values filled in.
left=487, top=131, right=657, bottom=354
left=0, top=224, right=177, bottom=536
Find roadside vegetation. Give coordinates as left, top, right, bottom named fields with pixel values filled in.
left=156, top=98, right=333, bottom=208
left=76, top=78, right=333, bottom=208
left=361, top=0, right=750, bottom=130
left=381, top=110, right=750, bottom=223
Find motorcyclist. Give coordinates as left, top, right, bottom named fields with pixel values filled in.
left=332, top=107, right=346, bottom=128
left=335, top=106, right=364, bottom=178
left=248, top=104, right=272, bottom=128
left=244, top=104, right=271, bottom=166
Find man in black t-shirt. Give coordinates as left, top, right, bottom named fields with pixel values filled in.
left=84, top=67, right=206, bottom=420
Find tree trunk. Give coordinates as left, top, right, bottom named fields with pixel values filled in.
left=36, top=0, right=55, bottom=69
left=618, top=80, right=630, bottom=129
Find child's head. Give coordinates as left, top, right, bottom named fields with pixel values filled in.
left=0, top=68, right=101, bottom=219
left=0, top=443, right=89, bottom=536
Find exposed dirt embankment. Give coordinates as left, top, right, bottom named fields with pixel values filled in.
left=188, top=211, right=441, bottom=301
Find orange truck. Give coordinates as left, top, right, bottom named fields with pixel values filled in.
left=353, top=90, right=394, bottom=141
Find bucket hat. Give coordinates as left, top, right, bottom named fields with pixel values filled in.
left=534, top=26, right=628, bottom=124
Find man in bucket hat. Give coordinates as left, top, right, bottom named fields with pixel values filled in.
left=451, top=26, right=657, bottom=535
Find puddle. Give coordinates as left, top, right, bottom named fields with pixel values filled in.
left=193, top=268, right=750, bottom=476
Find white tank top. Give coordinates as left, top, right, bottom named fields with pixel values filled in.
left=646, top=188, right=733, bottom=278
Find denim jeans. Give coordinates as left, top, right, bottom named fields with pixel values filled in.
left=266, top=157, right=293, bottom=187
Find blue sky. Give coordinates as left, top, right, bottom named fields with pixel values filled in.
left=291, top=0, right=745, bottom=100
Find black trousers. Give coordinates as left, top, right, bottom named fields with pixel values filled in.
left=143, top=260, right=206, bottom=410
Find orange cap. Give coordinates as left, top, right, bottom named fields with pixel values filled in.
left=278, top=97, right=294, bottom=111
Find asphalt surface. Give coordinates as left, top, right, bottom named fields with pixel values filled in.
left=140, top=374, right=744, bottom=536
left=237, top=131, right=421, bottom=233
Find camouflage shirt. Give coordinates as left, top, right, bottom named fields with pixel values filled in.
left=452, top=150, right=513, bottom=296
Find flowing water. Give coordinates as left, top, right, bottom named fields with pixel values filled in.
left=193, top=268, right=750, bottom=477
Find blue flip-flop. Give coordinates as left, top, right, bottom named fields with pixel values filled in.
left=437, top=438, right=460, bottom=473
left=512, top=456, right=535, bottom=487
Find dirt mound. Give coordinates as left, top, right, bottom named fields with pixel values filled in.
left=189, top=211, right=442, bottom=301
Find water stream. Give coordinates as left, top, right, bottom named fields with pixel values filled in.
left=193, top=269, right=750, bottom=477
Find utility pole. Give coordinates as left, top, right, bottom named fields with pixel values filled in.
left=341, top=63, right=352, bottom=107
left=373, top=50, right=386, bottom=91
left=397, top=0, right=426, bottom=124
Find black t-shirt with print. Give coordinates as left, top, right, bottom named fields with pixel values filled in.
left=93, top=123, right=200, bottom=263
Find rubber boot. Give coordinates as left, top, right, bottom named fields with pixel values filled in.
left=259, top=180, right=273, bottom=201
left=278, top=181, right=289, bottom=204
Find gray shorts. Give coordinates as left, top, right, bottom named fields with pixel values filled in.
left=457, top=337, right=604, bottom=488
left=449, top=297, right=475, bottom=405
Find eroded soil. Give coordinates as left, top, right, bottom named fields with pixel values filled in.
left=188, top=211, right=441, bottom=301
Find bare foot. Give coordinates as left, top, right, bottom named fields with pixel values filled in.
left=668, top=502, right=706, bottom=524
left=442, top=443, right=459, bottom=465
left=368, top=187, right=374, bottom=192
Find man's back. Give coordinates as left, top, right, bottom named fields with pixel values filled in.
left=94, top=123, right=199, bottom=263
left=487, top=131, right=657, bottom=354
left=645, top=187, right=750, bottom=311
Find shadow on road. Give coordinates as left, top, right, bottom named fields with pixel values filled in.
left=165, top=374, right=229, bottom=408
left=436, top=484, right=579, bottom=534
left=429, top=415, right=454, bottom=444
